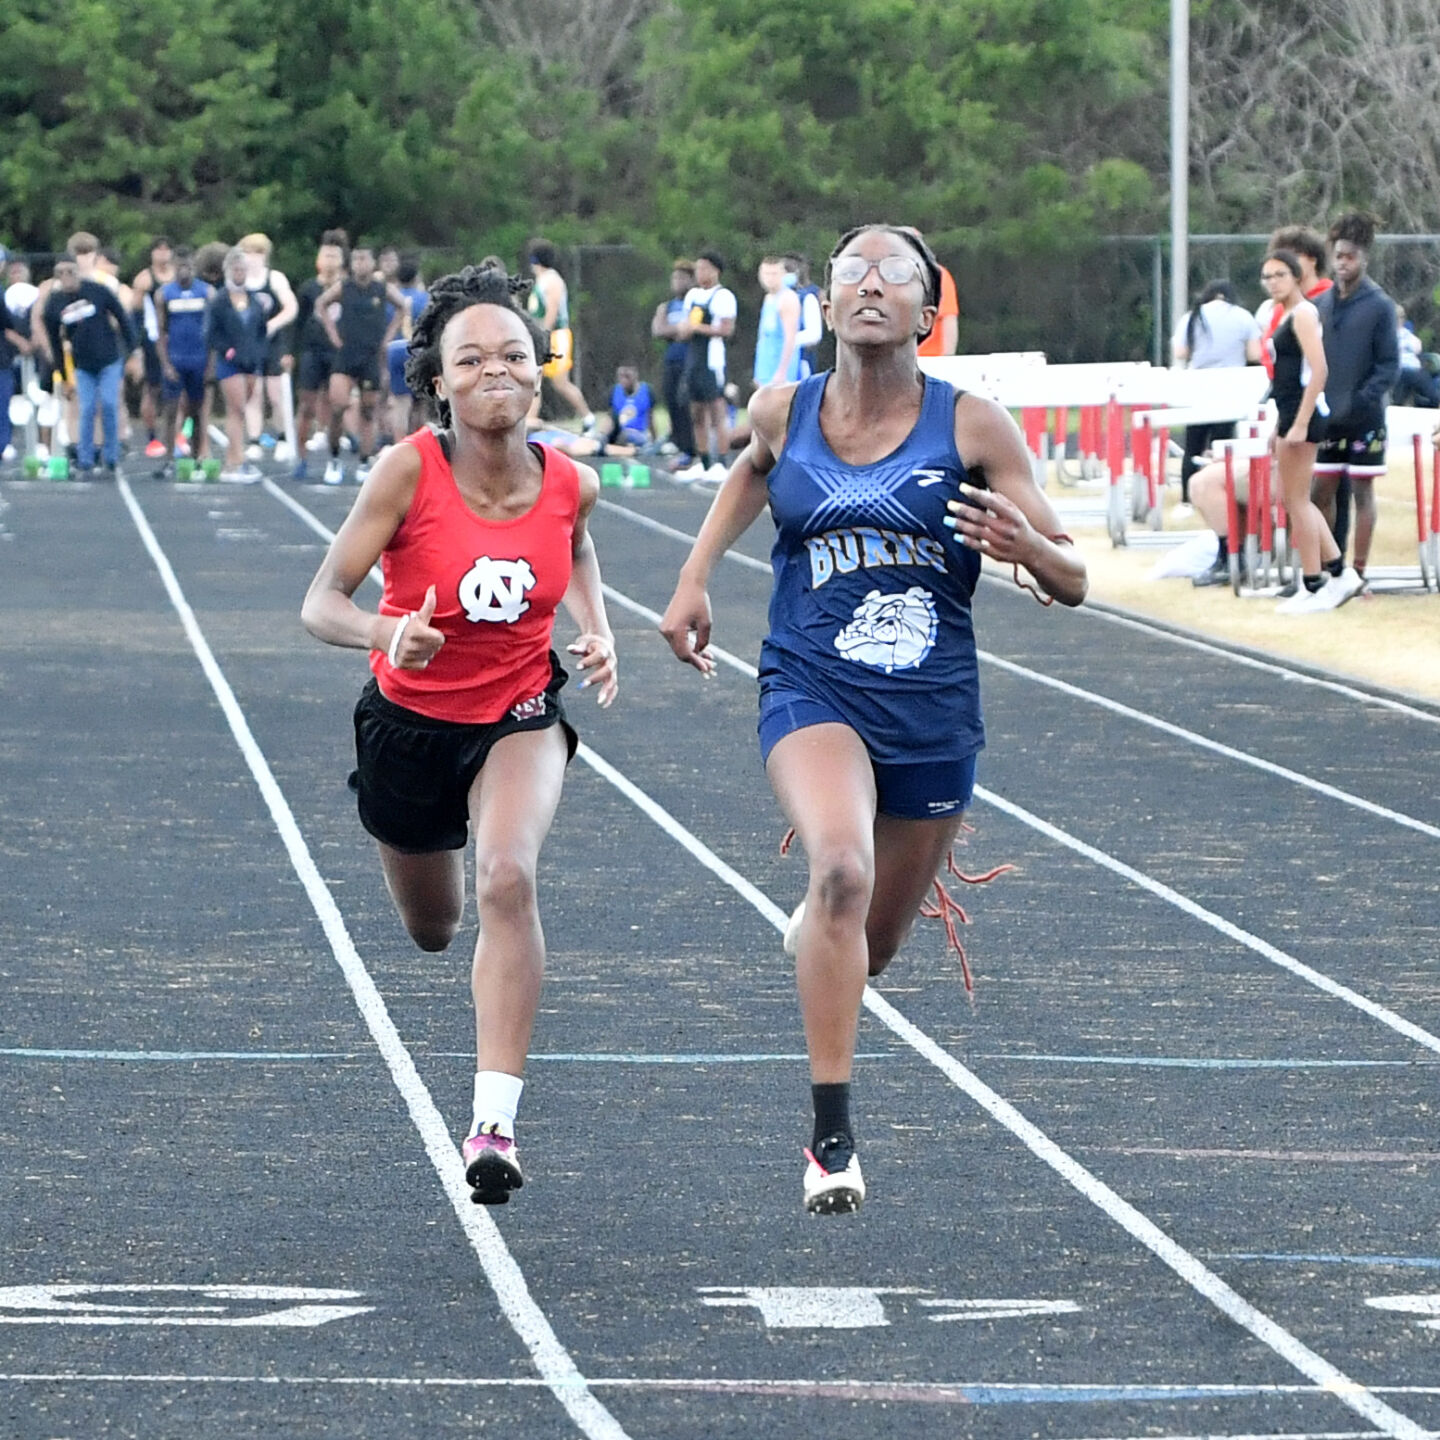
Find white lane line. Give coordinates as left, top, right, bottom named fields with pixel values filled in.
left=595, top=498, right=770, bottom=573
left=973, top=783, right=1440, bottom=1059
left=593, top=495, right=1440, bottom=725
left=1055, top=593, right=1440, bottom=727
left=572, top=741, right=1426, bottom=1440
left=609, top=539, right=1440, bottom=841
left=610, top=556, right=1439, bottom=843
left=593, top=574, right=1440, bottom=1062
left=257, top=483, right=1420, bottom=1434
left=976, top=652, right=1440, bottom=841
left=118, top=478, right=630, bottom=1440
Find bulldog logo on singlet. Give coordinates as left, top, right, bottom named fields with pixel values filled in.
left=834, top=587, right=937, bottom=673
left=458, top=556, right=535, bottom=623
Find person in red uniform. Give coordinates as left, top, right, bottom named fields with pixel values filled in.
left=301, top=264, right=618, bottom=1205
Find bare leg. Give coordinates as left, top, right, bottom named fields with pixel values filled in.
left=296, top=387, right=325, bottom=453
left=245, top=374, right=265, bottom=441
left=766, top=724, right=876, bottom=1084
left=708, top=397, right=731, bottom=458
left=1311, top=469, right=1341, bottom=539
left=356, top=390, right=377, bottom=459
left=378, top=844, right=466, bottom=952
left=158, top=391, right=179, bottom=455
left=467, top=726, right=569, bottom=1076
left=690, top=400, right=710, bottom=459
left=326, top=374, right=350, bottom=452
left=865, top=811, right=971, bottom=976
left=1350, top=476, right=1376, bottom=571
left=1280, top=441, right=1337, bottom=573
left=265, top=374, right=287, bottom=439
left=219, top=374, right=251, bottom=468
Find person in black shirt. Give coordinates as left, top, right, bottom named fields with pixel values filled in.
left=40, top=256, right=135, bottom=473
left=316, top=241, right=406, bottom=483
left=291, top=230, right=348, bottom=479
left=1313, top=213, right=1400, bottom=585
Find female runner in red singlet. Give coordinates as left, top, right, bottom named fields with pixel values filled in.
left=302, top=265, right=618, bottom=1205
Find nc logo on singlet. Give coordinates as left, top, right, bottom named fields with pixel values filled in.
left=458, top=556, right=535, bottom=624
left=834, top=587, right=938, bottom=673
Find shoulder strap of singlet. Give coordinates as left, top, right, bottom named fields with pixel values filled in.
left=533, top=441, right=582, bottom=508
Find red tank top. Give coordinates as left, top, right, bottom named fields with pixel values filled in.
left=371, top=429, right=580, bottom=723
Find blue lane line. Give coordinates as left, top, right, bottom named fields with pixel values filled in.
left=1214, top=1252, right=1440, bottom=1270
left=977, top=1053, right=1436, bottom=1070
left=0, top=1049, right=356, bottom=1062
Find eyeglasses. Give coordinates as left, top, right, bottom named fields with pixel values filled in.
left=831, top=255, right=923, bottom=287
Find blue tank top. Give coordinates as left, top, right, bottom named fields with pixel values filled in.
left=610, top=381, right=653, bottom=435
left=760, top=372, right=984, bottom=764
left=754, top=292, right=801, bottom=387
left=160, top=280, right=212, bottom=366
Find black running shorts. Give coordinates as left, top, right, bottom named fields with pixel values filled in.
left=685, top=362, right=723, bottom=404
left=336, top=353, right=383, bottom=392
left=348, top=656, right=577, bottom=854
left=298, top=346, right=333, bottom=393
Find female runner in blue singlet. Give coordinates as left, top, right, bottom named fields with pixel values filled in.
left=660, top=224, right=1087, bottom=1215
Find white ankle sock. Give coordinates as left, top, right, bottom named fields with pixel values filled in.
left=471, top=1071, right=524, bottom=1140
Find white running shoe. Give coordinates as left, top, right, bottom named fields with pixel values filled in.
left=322, top=458, right=344, bottom=486
left=1321, top=566, right=1365, bottom=609
left=673, top=461, right=707, bottom=484
left=307, top=431, right=329, bottom=452
left=705, top=462, right=730, bottom=482
left=218, top=466, right=259, bottom=484
left=355, top=462, right=373, bottom=485
left=1276, top=578, right=1336, bottom=614
left=803, top=1134, right=865, bottom=1215
left=782, top=900, right=805, bottom=958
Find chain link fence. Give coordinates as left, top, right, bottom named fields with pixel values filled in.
left=420, top=234, right=1440, bottom=413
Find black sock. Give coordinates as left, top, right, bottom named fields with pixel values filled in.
left=1325, top=557, right=1343, bottom=579
left=1304, top=573, right=1324, bottom=593
left=811, top=1082, right=852, bottom=1151
left=1216, top=535, right=1229, bottom=560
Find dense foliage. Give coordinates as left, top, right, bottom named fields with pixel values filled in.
left=3, top=0, right=1435, bottom=370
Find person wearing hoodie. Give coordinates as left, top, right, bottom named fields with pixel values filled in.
left=1312, top=213, right=1399, bottom=585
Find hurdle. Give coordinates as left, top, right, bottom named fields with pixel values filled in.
left=1214, top=418, right=1281, bottom=595
left=1384, top=406, right=1440, bottom=593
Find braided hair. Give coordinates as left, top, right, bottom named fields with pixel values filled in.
left=824, top=223, right=943, bottom=340
left=404, top=264, right=552, bottom=425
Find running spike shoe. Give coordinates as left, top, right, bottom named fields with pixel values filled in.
left=803, top=1133, right=865, bottom=1215
left=463, top=1123, right=524, bottom=1205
